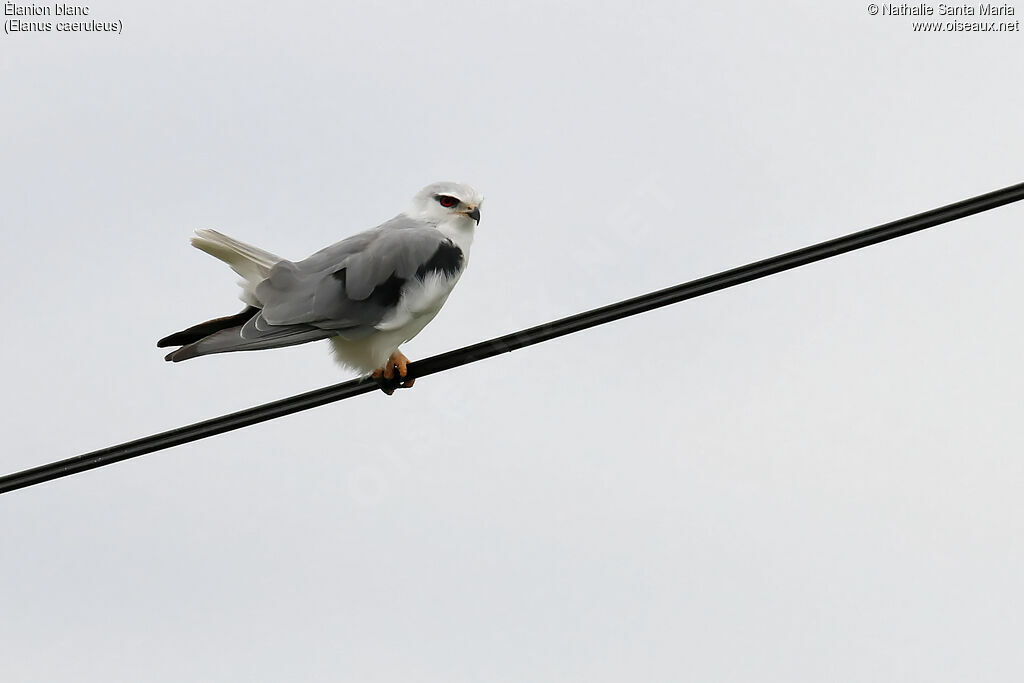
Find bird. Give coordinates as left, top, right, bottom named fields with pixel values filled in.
left=158, top=181, right=483, bottom=394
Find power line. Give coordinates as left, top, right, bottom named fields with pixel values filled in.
left=3, top=181, right=1023, bottom=495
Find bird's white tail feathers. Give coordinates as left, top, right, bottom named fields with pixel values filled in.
left=191, top=229, right=282, bottom=307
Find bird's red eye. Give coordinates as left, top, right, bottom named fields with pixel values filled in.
left=436, top=195, right=458, bottom=208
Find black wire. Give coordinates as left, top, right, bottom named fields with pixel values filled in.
left=3, top=181, right=1023, bottom=495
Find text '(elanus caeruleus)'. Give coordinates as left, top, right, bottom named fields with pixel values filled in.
left=158, top=181, right=483, bottom=394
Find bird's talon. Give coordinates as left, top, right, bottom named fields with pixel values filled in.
left=375, top=375, right=399, bottom=395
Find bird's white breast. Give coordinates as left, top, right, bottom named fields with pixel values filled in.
left=376, top=270, right=461, bottom=333
left=329, top=219, right=474, bottom=374
left=328, top=271, right=461, bottom=373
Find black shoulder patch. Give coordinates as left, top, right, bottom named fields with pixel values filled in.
left=366, top=274, right=406, bottom=308
left=416, top=241, right=464, bottom=279
left=333, top=267, right=406, bottom=309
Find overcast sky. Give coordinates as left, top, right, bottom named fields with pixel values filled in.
left=2, top=1, right=1023, bottom=681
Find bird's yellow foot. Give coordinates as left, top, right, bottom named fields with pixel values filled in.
left=371, top=350, right=416, bottom=395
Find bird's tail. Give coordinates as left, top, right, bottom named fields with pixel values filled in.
left=191, top=229, right=282, bottom=306
left=157, top=306, right=260, bottom=351
left=158, top=308, right=335, bottom=363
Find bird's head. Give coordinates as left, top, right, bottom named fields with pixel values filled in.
left=408, top=181, right=484, bottom=227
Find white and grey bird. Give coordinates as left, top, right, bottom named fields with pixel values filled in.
left=158, top=181, right=483, bottom=393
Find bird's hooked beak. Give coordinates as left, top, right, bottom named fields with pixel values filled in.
left=466, top=206, right=481, bottom=224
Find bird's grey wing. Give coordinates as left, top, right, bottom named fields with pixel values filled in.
left=248, top=216, right=458, bottom=336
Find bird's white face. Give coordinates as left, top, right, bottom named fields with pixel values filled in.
left=408, top=181, right=484, bottom=227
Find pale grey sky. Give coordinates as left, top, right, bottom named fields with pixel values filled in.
left=2, top=1, right=1023, bottom=681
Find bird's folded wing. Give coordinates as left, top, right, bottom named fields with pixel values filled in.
left=252, top=216, right=454, bottom=335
